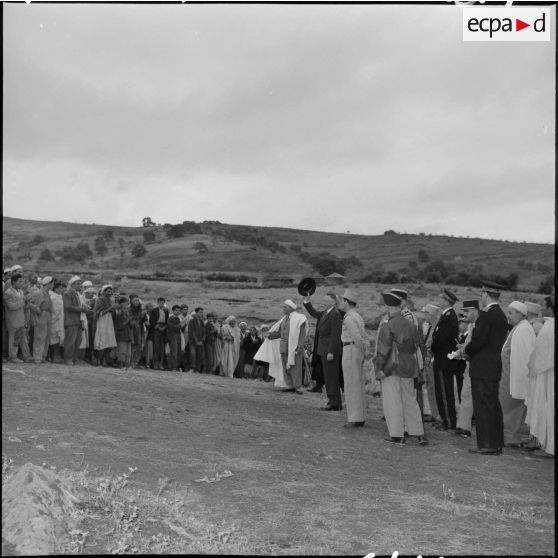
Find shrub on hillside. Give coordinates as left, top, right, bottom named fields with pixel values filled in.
left=143, top=230, right=156, bottom=243
left=537, top=275, right=554, bottom=294
left=418, top=249, right=429, bottom=263
left=307, top=252, right=347, bottom=276
left=423, top=259, right=449, bottom=279
left=38, top=248, right=55, bottom=262
left=381, top=271, right=399, bottom=284
left=30, top=234, right=45, bottom=246
left=131, top=244, right=147, bottom=258
left=94, top=237, right=108, bottom=255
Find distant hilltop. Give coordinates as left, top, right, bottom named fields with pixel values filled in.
left=2, top=216, right=554, bottom=293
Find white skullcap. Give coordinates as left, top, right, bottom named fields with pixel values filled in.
left=524, top=301, right=541, bottom=315
left=42, top=276, right=53, bottom=285
left=11, top=265, right=22, bottom=272
left=68, top=275, right=81, bottom=286
left=509, top=301, right=528, bottom=316
left=4, top=268, right=11, bottom=273
left=422, top=304, right=441, bottom=314
left=82, top=280, right=93, bottom=288
left=284, top=299, right=297, bottom=310
left=100, top=284, right=113, bottom=294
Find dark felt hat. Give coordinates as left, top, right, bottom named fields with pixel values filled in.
left=381, top=291, right=402, bottom=307
left=297, top=277, right=316, bottom=297
left=442, top=288, right=459, bottom=304
left=462, top=299, right=480, bottom=310
left=390, top=288, right=408, bottom=300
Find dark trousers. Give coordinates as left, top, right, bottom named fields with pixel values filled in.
left=63, top=325, right=82, bottom=364
left=433, top=362, right=457, bottom=427
left=153, top=330, right=166, bottom=368
left=167, top=333, right=181, bottom=370
left=322, top=354, right=342, bottom=409
left=189, top=342, right=205, bottom=372
left=455, top=370, right=464, bottom=403
left=471, top=377, right=504, bottom=450
left=311, top=354, right=325, bottom=388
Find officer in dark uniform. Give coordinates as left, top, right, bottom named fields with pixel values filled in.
left=464, top=281, right=509, bottom=455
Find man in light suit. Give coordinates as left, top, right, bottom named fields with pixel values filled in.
left=302, top=291, right=343, bottom=411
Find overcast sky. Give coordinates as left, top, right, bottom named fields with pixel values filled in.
left=3, top=3, right=555, bottom=243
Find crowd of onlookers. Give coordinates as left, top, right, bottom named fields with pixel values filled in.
left=3, top=264, right=554, bottom=457
left=1, top=266, right=286, bottom=380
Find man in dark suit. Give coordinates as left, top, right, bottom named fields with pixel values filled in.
left=149, top=297, right=170, bottom=370
left=430, top=288, right=460, bottom=430
left=463, top=281, right=509, bottom=455
left=302, top=291, right=343, bottom=410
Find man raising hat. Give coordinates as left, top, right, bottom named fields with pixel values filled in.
left=430, top=288, right=460, bottom=431
left=302, top=290, right=343, bottom=409
left=464, top=281, right=509, bottom=455
left=374, top=292, right=427, bottom=445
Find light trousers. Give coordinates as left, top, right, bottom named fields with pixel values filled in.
left=456, top=368, right=474, bottom=431
left=382, top=375, right=424, bottom=437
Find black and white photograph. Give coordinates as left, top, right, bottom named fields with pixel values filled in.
left=2, top=1, right=555, bottom=555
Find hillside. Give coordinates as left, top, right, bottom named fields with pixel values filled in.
left=2, top=216, right=554, bottom=292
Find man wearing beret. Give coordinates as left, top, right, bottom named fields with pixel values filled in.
left=500, top=301, right=536, bottom=448
left=463, top=281, right=509, bottom=455
left=302, top=291, right=343, bottom=410
left=27, top=276, right=54, bottom=363
left=374, top=292, right=427, bottom=445
left=430, top=288, right=460, bottom=431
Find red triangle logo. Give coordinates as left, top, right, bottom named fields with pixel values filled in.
left=516, top=19, right=530, bottom=31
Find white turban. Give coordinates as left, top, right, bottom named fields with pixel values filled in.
left=11, top=265, right=22, bottom=272
left=524, top=301, right=541, bottom=316
left=82, top=280, right=93, bottom=288
left=509, top=301, right=528, bottom=316
left=68, top=275, right=81, bottom=286
left=42, top=276, right=53, bottom=285
left=100, top=284, right=113, bottom=294
left=284, top=299, right=297, bottom=310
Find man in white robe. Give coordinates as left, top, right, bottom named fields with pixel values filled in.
left=525, top=296, right=554, bottom=456
left=500, top=301, right=536, bottom=447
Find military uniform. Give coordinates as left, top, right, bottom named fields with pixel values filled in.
left=375, top=310, right=424, bottom=439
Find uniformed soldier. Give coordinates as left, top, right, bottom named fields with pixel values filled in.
left=464, top=281, right=508, bottom=455
left=374, top=292, right=427, bottom=445
left=340, top=289, right=366, bottom=427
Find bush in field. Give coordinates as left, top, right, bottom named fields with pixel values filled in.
left=38, top=248, right=55, bottom=262
left=143, top=230, right=156, bottom=243
left=94, top=237, right=108, bottom=255
left=537, top=275, right=554, bottom=294
left=131, top=244, right=147, bottom=258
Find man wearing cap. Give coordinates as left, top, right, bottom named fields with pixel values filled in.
left=27, top=277, right=54, bottom=363
left=454, top=300, right=480, bottom=438
left=499, top=301, right=536, bottom=448
left=430, top=288, right=460, bottom=431
left=267, top=300, right=308, bottom=394
left=4, top=273, right=33, bottom=363
left=375, top=292, right=427, bottom=445
left=302, top=291, right=343, bottom=409
left=340, top=289, right=367, bottom=426
left=464, top=281, right=509, bottom=455
left=63, top=276, right=89, bottom=366
left=150, top=297, right=170, bottom=370
left=524, top=301, right=544, bottom=336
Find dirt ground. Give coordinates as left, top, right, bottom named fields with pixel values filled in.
left=2, top=362, right=555, bottom=555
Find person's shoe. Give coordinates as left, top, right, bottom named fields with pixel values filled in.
left=455, top=428, right=463, bottom=435
left=344, top=422, right=365, bottom=428
left=423, top=414, right=435, bottom=423
left=320, top=405, right=341, bottom=411
left=505, top=442, right=527, bottom=449
left=459, top=430, right=472, bottom=438
left=8, top=358, right=24, bottom=363
left=469, top=447, right=502, bottom=455
left=384, top=436, right=405, bottom=444
left=307, top=386, right=322, bottom=393
left=294, top=389, right=304, bottom=394
left=436, top=422, right=449, bottom=431
left=282, top=388, right=296, bottom=393
left=417, top=435, right=429, bottom=445
left=24, top=357, right=35, bottom=363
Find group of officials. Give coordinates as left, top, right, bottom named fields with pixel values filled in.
left=259, top=277, right=553, bottom=457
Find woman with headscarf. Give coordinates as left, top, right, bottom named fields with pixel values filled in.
left=93, top=285, right=117, bottom=366
left=234, top=321, right=249, bottom=378
left=220, top=316, right=240, bottom=378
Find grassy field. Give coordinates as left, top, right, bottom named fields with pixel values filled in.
left=2, top=216, right=554, bottom=292
left=2, top=361, right=554, bottom=555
